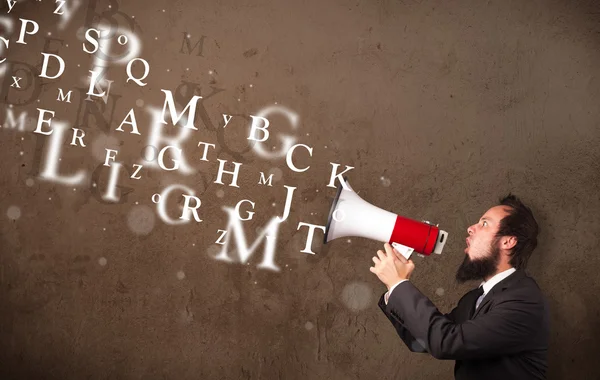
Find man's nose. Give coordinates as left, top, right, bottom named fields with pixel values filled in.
left=467, top=225, right=475, bottom=235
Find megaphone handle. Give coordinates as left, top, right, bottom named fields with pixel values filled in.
left=391, top=242, right=414, bottom=260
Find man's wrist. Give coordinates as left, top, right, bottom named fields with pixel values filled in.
left=384, top=279, right=409, bottom=305
left=387, top=278, right=408, bottom=291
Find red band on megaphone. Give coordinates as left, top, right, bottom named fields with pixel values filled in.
left=389, top=215, right=440, bottom=255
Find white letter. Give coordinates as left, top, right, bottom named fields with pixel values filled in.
left=180, top=195, right=202, bottom=222
left=258, top=172, right=273, bottom=187
left=34, top=108, right=55, bottom=135
left=276, top=186, right=296, bottom=223
left=215, top=229, right=227, bottom=245
left=126, top=58, right=149, bottom=87
left=0, top=17, right=11, bottom=76
left=116, top=108, right=140, bottom=135
left=56, top=0, right=81, bottom=30
left=39, top=53, right=65, bottom=79
left=3, top=109, right=26, bottom=131
left=103, top=162, right=121, bottom=202
left=70, top=128, right=86, bottom=147
left=215, top=208, right=281, bottom=271
left=214, top=159, right=242, bottom=188
left=7, top=0, right=16, bottom=13
left=222, top=114, right=233, bottom=128
left=131, top=164, right=143, bottom=180
left=82, top=28, right=100, bottom=54
left=86, top=25, right=141, bottom=80
left=57, top=88, right=72, bottom=103
left=197, top=141, right=215, bottom=161
left=155, top=184, right=197, bottom=225
left=104, top=149, right=118, bottom=167
left=251, top=105, right=299, bottom=159
left=39, top=121, right=86, bottom=185
left=0, top=37, right=9, bottom=64
left=54, top=0, right=66, bottom=15
left=297, top=222, right=326, bottom=254
left=286, top=144, right=312, bottom=173
left=139, top=107, right=195, bottom=175
left=247, top=115, right=269, bottom=142
left=10, top=76, right=21, bottom=88
left=234, top=199, right=255, bottom=221
left=157, top=146, right=181, bottom=171
left=160, top=89, right=201, bottom=130
left=86, top=70, right=113, bottom=103
left=16, top=18, right=39, bottom=44
left=327, top=163, right=355, bottom=189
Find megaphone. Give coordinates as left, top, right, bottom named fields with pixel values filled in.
left=323, top=177, right=448, bottom=259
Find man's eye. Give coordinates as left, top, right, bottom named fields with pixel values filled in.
left=482, top=221, right=488, bottom=226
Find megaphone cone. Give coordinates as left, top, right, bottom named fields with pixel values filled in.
left=324, top=177, right=448, bottom=259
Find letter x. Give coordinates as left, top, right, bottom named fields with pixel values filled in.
left=11, top=76, right=22, bottom=88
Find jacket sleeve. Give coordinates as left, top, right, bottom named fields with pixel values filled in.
left=377, top=292, right=428, bottom=353
left=386, top=281, right=544, bottom=360
left=378, top=290, right=462, bottom=354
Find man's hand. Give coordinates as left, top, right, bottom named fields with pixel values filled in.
left=369, top=243, right=416, bottom=290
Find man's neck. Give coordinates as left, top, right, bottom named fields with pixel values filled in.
left=484, top=265, right=514, bottom=282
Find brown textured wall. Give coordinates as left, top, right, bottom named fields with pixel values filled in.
left=1, top=0, right=599, bottom=379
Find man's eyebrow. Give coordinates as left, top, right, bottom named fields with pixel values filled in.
left=479, top=217, right=493, bottom=223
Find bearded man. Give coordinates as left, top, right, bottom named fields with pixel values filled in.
left=371, top=194, right=549, bottom=380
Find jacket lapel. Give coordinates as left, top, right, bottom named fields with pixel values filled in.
left=472, top=270, right=526, bottom=318
left=466, top=288, right=483, bottom=319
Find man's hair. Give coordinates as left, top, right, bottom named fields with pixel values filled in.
left=494, top=193, right=539, bottom=269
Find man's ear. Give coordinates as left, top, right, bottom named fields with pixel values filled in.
left=501, top=236, right=517, bottom=250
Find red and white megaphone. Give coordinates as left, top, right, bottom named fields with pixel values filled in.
left=324, top=177, right=448, bottom=259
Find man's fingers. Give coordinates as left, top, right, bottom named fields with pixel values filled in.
left=385, top=243, right=407, bottom=263
left=369, top=266, right=376, bottom=273
left=386, top=243, right=408, bottom=263
left=383, top=243, right=393, bottom=257
left=393, top=249, right=408, bottom=263
left=376, top=250, right=386, bottom=261
left=372, top=256, right=380, bottom=265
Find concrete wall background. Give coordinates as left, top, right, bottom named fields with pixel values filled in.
left=1, top=0, right=599, bottom=379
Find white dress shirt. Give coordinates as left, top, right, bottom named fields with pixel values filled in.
left=475, top=267, right=516, bottom=309
left=384, top=267, right=517, bottom=306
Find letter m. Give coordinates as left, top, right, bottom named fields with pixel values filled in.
left=3, top=109, right=27, bottom=131
left=57, top=88, right=72, bottom=103
left=160, top=89, right=201, bottom=130
left=214, top=206, right=281, bottom=271
left=179, top=33, right=206, bottom=56
left=258, top=172, right=274, bottom=186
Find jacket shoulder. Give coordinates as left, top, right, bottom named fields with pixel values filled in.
left=497, top=271, right=547, bottom=304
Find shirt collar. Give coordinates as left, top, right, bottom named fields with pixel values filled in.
left=479, top=267, right=517, bottom=295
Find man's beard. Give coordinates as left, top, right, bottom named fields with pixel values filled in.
left=455, top=238, right=501, bottom=283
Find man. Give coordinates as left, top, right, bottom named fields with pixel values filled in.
left=370, top=194, right=549, bottom=380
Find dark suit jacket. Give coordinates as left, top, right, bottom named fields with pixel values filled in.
left=378, top=270, right=549, bottom=380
